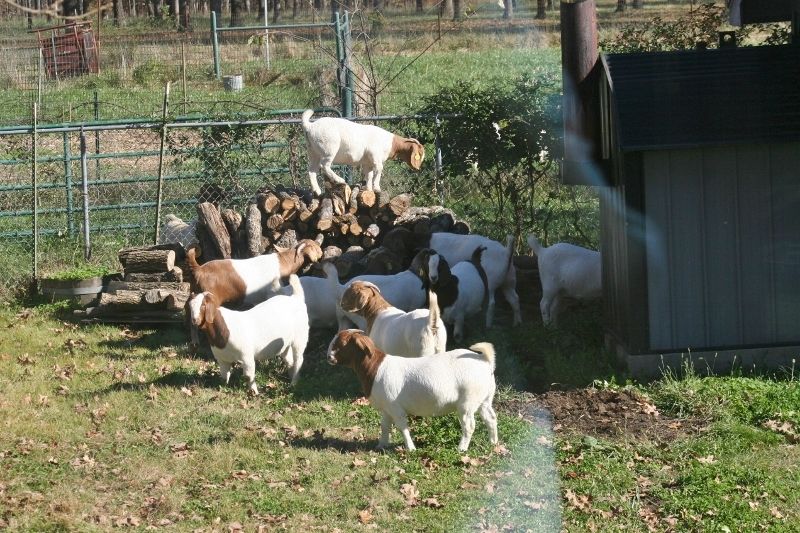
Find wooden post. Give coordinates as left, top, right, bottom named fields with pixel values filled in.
left=560, top=0, right=601, bottom=185
left=154, top=81, right=171, bottom=244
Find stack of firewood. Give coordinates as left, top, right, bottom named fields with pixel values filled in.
left=193, top=183, right=470, bottom=278
left=77, top=243, right=191, bottom=323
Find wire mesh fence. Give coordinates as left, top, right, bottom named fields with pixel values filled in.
left=0, top=111, right=439, bottom=299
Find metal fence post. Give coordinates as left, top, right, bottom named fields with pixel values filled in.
left=211, top=11, right=221, bottom=80
left=262, top=0, right=271, bottom=70
left=94, top=90, right=100, bottom=179
left=342, top=12, right=354, bottom=118
left=63, top=131, right=75, bottom=236
left=79, top=127, right=91, bottom=260
left=154, top=82, right=171, bottom=245
left=434, top=114, right=444, bottom=204
left=334, top=12, right=344, bottom=115
left=32, top=103, right=39, bottom=280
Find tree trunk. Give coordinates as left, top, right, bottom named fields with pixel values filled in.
left=330, top=0, right=337, bottom=22
left=230, top=0, right=242, bottom=26
left=439, top=0, right=452, bottom=18
left=178, top=0, right=190, bottom=28
left=502, top=0, right=512, bottom=19
left=292, top=0, right=298, bottom=17
left=632, top=0, right=642, bottom=7
left=210, top=0, right=222, bottom=17
left=452, top=0, right=460, bottom=20
left=415, top=0, right=422, bottom=13
left=151, top=0, right=163, bottom=18
left=112, top=0, right=121, bottom=25
left=62, top=0, right=80, bottom=15
left=615, top=0, right=625, bottom=12
left=536, top=0, right=545, bottom=19
left=272, top=0, right=281, bottom=22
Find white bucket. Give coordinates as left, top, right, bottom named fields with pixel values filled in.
left=223, top=74, right=244, bottom=92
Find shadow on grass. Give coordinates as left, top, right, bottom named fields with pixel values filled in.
left=287, top=434, right=380, bottom=454
left=90, top=368, right=219, bottom=396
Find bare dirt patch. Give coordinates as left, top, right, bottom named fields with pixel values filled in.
left=499, top=388, right=708, bottom=443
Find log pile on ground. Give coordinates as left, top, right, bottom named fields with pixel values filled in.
left=76, top=243, right=191, bottom=323
left=189, top=183, right=470, bottom=279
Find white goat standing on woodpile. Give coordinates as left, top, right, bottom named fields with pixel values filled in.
left=185, top=239, right=323, bottom=307
left=189, top=275, right=309, bottom=394
left=301, top=109, right=425, bottom=195
left=327, top=330, right=498, bottom=452
left=339, top=280, right=446, bottom=357
left=323, top=248, right=448, bottom=331
left=527, top=234, right=601, bottom=326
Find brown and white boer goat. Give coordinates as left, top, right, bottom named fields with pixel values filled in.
left=301, top=109, right=425, bottom=195
left=189, top=274, right=309, bottom=394
left=339, top=280, right=446, bottom=357
left=186, top=239, right=323, bottom=307
left=327, top=330, right=498, bottom=452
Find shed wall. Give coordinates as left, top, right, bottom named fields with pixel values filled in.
left=643, top=143, right=800, bottom=351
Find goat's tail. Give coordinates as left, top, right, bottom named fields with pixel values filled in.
left=526, top=234, right=544, bottom=256
left=470, top=245, right=490, bottom=311
left=186, top=245, right=202, bottom=272
left=427, top=285, right=441, bottom=335
left=287, top=274, right=304, bottom=299
left=301, top=109, right=314, bottom=130
left=469, top=342, right=496, bottom=370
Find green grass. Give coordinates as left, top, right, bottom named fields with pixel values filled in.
left=0, top=300, right=560, bottom=531
left=3, top=290, right=799, bottom=530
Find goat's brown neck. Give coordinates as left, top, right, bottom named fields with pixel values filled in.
left=389, top=135, right=411, bottom=163
left=277, top=249, right=305, bottom=278
left=350, top=348, right=386, bottom=397
left=359, top=294, right=392, bottom=334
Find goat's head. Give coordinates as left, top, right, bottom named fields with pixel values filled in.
left=340, top=281, right=384, bottom=314
left=188, top=292, right=229, bottom=348
left=277, top=239, right=324, bottom=277
left=327, top=329, right=379, bottom=368
left=295, top=239, right=324, bottom=264
left=392, top=137, right=425, bottom=171
left=410, top=248, right=453, bottom=287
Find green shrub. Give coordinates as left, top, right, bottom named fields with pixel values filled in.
left=44, top=265, right=112, bottom=281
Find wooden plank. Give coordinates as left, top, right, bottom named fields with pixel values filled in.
left=700, top=146, right=742, bottom=346
left=643, top=151, right=674, bottom=350
left=768, top=142, right=800, bottom=343
left=736, top=144, right=774, bottom=345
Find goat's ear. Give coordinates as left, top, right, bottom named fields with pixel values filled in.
left=341, top=286, right=365, bottom=312
left=295, top=242, right=307, bottom=260
left=408, top=140, right=424, bottom=170
left=202, top=298, right=216, bottom=326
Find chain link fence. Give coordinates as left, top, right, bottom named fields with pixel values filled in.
left=0, top=110, right=440, bottom=299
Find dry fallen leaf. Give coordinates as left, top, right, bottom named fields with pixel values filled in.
left=696, top=455, right=716, bottom=465
left=351, top=458, right=366, bottom=468
left=358, top=509, right=374, bottom=524
left=400, top=481, right=419, bottom=506
left=524, top=500, right=544, bottom=511
left=564, top=489, right=591, bottom=513
left=351, top=397, right=370, bottom=406
left=180, top=387, right=193, bottom=396
left=423, top=497, right=444, bottom=509
left=770, top=507, right=785, bottom=520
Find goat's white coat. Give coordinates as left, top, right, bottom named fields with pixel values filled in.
left=228, top=253, right=284, bottom=306
left=277, top=275, right=338, bottom=328
left=302, top=109, right=414, bottom=195
left=328, top=336, right=498, bottom=452
left=527, top=234, right=601, bottom=326
left=323, top=262, right=429, bottom=331
left=355, top=286, right=446, bottom=357
left=158, top=214, right=197, bottom=248
left=441, top=259, right=487, bottom=341
left=428, top=233, right=521, bottom=327
left=190, top=275, right=309, bottom=393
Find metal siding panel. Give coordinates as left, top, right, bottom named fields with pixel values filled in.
left=701, top=146, right=743, bottom=345
left=736, top=145, right=775, bottom=344
left=667, top=149, right=707, bottom=349
left=769, top=143, right=800, bottom=342
left=643, top=151, right=673, bottom=350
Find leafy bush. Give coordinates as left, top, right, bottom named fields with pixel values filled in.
left=132, top=59, right=178, bottom=86
left=416, top=75, right=599, bottom=248
left=44, top=265, right=112, bottom=281
left=600, top=3, right=753, bottom=53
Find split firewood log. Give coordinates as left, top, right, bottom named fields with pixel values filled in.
left=124, top=267, right=183, bottom=283
left=275, top=229, right=298, bottom=249
left=196, top=202, right=232, bottom=259
left=245, top=203, right=264, bottom=257
left=257, top=191, right=281, bottom=215
left=118, top=248, right=175, bottom=273
left=316, top=198, right=334, bottom=232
